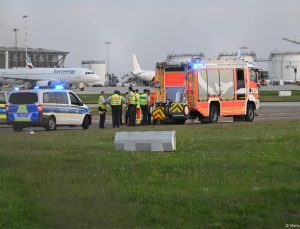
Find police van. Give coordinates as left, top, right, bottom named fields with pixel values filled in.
left=0, top=91, right=8, bottom=124
left=6, top=89, right=92, bottom=132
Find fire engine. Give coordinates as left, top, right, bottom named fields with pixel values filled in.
left=151, top=53, right=204, bottom=124
left=185, top=59, right=260, bottom=123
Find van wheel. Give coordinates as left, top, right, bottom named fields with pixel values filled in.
left=245, top=103, right=255, bottom=122
left=209, top=104, right=219, bottom=123
left=45, top=116, right=57, bottom=131
left=12, top=124, right=23, bottom=132
left=82, top=116, right=89, bottom=129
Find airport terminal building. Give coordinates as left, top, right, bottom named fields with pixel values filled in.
left=0, top=47, right=69, bottom=69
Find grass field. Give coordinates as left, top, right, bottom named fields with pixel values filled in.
left=259, top=90, right=300, bottom=102
left=78, top=90, right=300, bottom=104
left=0, top=121, right=300, bottom=228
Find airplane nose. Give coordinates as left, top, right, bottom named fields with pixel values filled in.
left=92, top=74, right=100, bottom=82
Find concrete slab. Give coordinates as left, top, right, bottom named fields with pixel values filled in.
left=115, top=131, right=176, bottom=152
left=278, top=90, right=292, bottom=96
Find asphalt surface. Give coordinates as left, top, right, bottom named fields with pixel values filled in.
left=0, top=102, right=299, bottom=133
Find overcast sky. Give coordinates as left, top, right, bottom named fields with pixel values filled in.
left=0, top=0, right=299, bottom=74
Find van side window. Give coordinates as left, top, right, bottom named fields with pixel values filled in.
left=69, top=92, right=81, bottom=106
left=43, top=92, right=68, bottom=104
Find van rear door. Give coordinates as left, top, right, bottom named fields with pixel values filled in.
left=7, top=92, right=39, bottom=122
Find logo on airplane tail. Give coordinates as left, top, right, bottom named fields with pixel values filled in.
left=26, top=56, right=33, bottom=69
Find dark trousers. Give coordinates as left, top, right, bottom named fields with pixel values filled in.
left=147, top=107, right=152, bottom=125
left=111, top=105, right=121, bottom=128
left=98, top=109, right=106, bottom=128
left=120, top=108, right=123, bottom=125
left=125, top=109, right=130, bottom=125
left=128, top=104, right=136, bottom=126
left=141, top=105, right=148, bottom=126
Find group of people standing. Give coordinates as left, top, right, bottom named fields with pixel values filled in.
left=97, top=87, right=151, bottom=129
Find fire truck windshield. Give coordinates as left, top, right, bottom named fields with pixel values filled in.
left=250, top=69, right=258, bottom=82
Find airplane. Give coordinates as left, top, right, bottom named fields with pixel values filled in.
left=0, top=61, right=100, bottom=89
left=0, top=67, right=100, bottom=89
left=132, top=54, right=155, bottom=82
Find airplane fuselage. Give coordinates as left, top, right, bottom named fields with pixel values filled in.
left=132, top=70, right=155, bottom=82
left=0, top=68, right=100, bottom=85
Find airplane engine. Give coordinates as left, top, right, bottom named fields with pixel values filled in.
left=35, top=80, right=52, bottom=87
left=35, top=80, right=70, bottom=89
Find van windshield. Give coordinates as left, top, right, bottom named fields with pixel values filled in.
left=9, top=92, right=38, bottom=104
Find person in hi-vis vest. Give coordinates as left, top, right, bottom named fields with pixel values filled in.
left=107, top=90, right=125, bottom=128
left=97, top=91, right=107, bottom=129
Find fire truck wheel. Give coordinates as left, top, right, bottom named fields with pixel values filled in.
left=183, top=105, right=189, bottom=116
left=209, top=104, right=219, bottom=123
left=165, top=105, right=171, bottom=116
left=245, top=103, right=255, bottom=122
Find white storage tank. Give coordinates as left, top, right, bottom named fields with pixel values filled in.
left=268, top=51, right=300, bottom=82
left=81, top=60, right=106, bottom=86
left=218, top=51, right=257, bottom=63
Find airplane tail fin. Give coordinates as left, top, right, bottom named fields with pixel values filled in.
left=237, top=47, right=247, bottom=59
left=26, top=56, right=33, bottom=69
left=133, top=54, right=142, bottom=72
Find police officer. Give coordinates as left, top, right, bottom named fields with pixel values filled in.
left=147, top=89, right=152, bottom=125
left=139, top=89, right=149, bottom=126
left=97, top=91, right=107, bottom=129
left=108, top=90, right=125, bottom=128
left=124, top=92, right=130, bottom=125
left=135, top=89, right=141, bottom=125
left=127, top=87, right=136, bottom=126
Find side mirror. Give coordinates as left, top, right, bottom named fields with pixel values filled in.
left=154, top=82, right=161, bottom=88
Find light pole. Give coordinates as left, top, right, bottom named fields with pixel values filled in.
left=105, top=41, right=112, bottom=82
left=12, top=28, right=19, bottom=68
left=22, top=15, right=28, bottom=67
left=12, top=28, right=19, bottom=48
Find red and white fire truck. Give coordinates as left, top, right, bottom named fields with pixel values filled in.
left=151, top=53, right=204, bottom=124
left=185, top=59, right=260, bottom=123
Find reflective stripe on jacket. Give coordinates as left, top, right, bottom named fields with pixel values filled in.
left=98, top=95, right=107, bottom=109
left=135, top=93, right=140, bottom=108
left=110, top=94, right=122, bottom=106
left=139, top=93, right=148, bottom=106
left=129, top=91, right=136, bottom=105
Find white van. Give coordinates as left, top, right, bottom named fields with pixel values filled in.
left=6, top=89, right=92, bottom=132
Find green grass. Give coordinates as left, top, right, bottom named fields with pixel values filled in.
left=1, top=121, right=299, bottom=228
left=78, top=94, right=100, bottom=104
left=79, top=91, right=300, bottom=104
left=259, top=90, right=300, bottom=102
